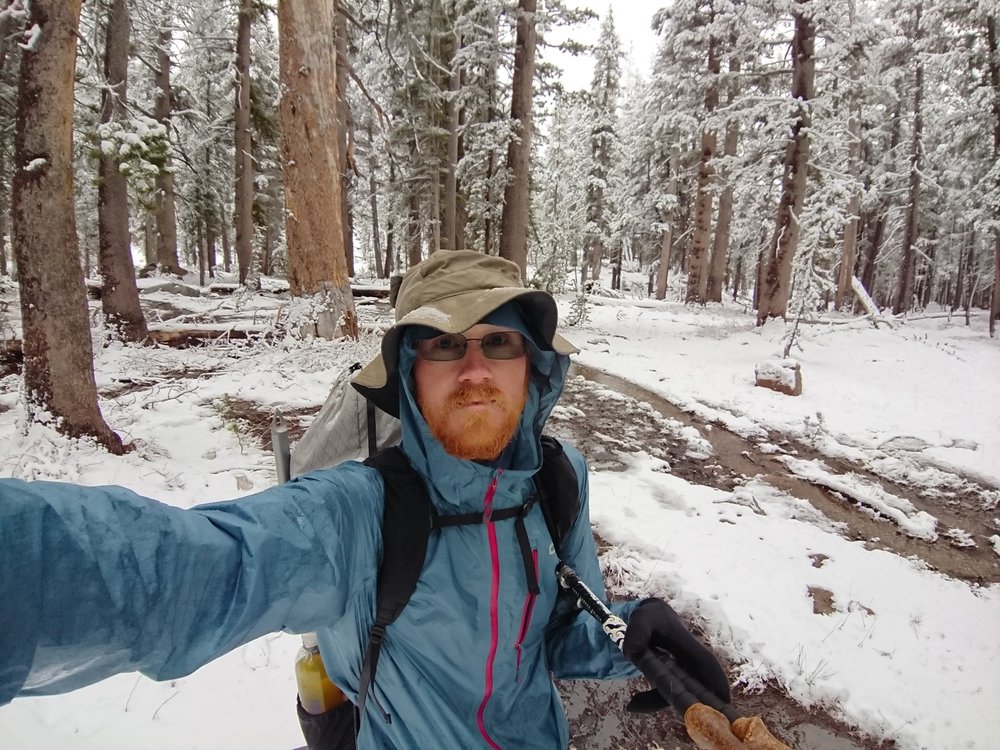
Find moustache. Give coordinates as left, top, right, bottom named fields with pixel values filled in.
left=446, top=382, right=507, bottom=409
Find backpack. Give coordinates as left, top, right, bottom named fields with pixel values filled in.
left=289, top=364, right=402, bottom=477
left=289, top=375, right=581, bottom=750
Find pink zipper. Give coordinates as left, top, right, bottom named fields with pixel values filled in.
left=515, top=549, right=539, bottom=679
left=476, top=472, right=503, bottom=750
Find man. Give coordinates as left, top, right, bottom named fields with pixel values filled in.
left=0, top=251, right=729, bottom=748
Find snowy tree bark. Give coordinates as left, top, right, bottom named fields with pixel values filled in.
left=707, top=105, right=738, bottom=302
left=152, top=12, right=181, bottom=274
left=893, top=3, right=924, bottom=316
left=442, top=33, right=461, bottom=253
left=499, top=0, right=537, bottom=276
left=277, top=0, right=357, bottom=337
left=12, top=0, right=122, bottom=452
left=655, top=140, right=679, bottom=300
left=233, top=0, right=255, bottom=285
left=366, top=118, right=384, bottom=278
left=835, top=11, right=863, bottom=313
left=97, top=0, right=147, bottom=342
left=987, top=14, right=1000, bottom=336
left=686, top=35, right=719, bottom=305
left=335, top=6, right=355, bottom=277
left=756, top=1, right=815, bottom=325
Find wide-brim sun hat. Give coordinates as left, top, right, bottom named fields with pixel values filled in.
left=353, top=250, right=578, bottom=417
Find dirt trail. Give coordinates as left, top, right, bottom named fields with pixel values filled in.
left=565, top=363, right=999, bottom=585
left=547, top=364, right=996, bottom=750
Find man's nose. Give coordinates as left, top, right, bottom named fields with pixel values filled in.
left=457, top=342, right=493, bottom=381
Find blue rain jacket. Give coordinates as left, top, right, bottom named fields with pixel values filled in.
left=0, top=328, right=638, bottom=748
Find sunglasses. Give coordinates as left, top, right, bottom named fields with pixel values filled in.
left=416, top=330, right=527, bottom=362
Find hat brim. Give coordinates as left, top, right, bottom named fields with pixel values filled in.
left=352, top=287, right=577, bottom=417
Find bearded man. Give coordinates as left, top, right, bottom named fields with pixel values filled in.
left=0, top=251, right=730, bottom=749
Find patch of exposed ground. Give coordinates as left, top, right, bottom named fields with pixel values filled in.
left=570, top=363, right=1000, bottom=586
left=213, top=395, right=317, bottom=452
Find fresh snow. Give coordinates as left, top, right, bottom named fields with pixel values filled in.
left=0, top=278, right=998, bottom=749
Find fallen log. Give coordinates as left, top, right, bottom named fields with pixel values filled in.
left=147, top=328, right=267, bottom=348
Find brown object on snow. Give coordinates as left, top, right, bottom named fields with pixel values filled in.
left=731, top=715, right=795, bottom=749
left=683, top=704, right=749, bottom=749
left=754, top=359, right=803, bottom=396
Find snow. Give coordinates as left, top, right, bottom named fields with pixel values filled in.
left=19, top=23, right=41, bottom=52
left=1, top=280, right=999, bottom=749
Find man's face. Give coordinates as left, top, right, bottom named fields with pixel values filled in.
left=413, top=323, right=530, bottom=461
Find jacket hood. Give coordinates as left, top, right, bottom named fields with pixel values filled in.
left=352, top=250, right=577, bottom=418
left=395, top=304, right=571, bottom=513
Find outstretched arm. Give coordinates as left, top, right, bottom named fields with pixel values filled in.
left=0, top=464, right=383, bottom=704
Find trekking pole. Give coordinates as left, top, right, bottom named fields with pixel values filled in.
left=555, top=563, right=792, bottom=750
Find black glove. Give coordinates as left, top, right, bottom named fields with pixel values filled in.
left=622, top=597, right=731, bottom=714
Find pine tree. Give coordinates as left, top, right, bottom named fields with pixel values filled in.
left=583, top=10, right=621, bottom=286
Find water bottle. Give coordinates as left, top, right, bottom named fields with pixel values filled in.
left=295, top=632, right=346, bottom=714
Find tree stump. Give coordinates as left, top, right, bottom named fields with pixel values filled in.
left=754, top=359, right=802, bottom=396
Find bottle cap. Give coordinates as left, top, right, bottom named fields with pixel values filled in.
left=301, top=632, right=319, bottom=650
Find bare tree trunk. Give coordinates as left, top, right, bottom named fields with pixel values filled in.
left=612, top=241, right=623, bottom=290
left=987, top=15, right=1000, bottom=336
left=442, top=57, right=460, bottom=252
left=686, top=38, right=720, bottom=305
left=430, top=163, right=441, bottom=255
left=0, top=200, right=6, bottom=277
left=756, top=1, right=815, bottom=325
left=707, top=117, right=738, bottom=302
left=706, top=55, right=739, bottom=304
left=385, top=158, right=396, bottom=277
left=992, top=235, right=1000, bottom=337
left=152, top=14, right=180, bottom=274
left=98, top=0, right=147, bottom=342
left=408, top=181, right=422, bottom=268
left=202, top=62, right=218, bottom=278
left=335, top=6, right=355, bottom=277
left=233, top=0, right=255, bottom=285
left=835, top=16, right=863, bottom=311
left=277, top=0, right=357, bottom=337
left=893, top=3, right=924, bottom=316
left=655, top=219, right=673, bottom=299
left=0, top=14, right=17, bottom=276
left=655, top=140, right=680, bottom=300
left=12, top=0, right=122, bottom=452
left=0, top=27, right=9, bottom=278
left=367, top=120, right=384, bottom=278
left=499, top=0, right=537, bottom=276
left=219, top=202, right=231, bottom=272
left=687, top=129, right=715, bottom=304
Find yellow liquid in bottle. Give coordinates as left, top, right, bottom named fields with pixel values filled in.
left=296, top=643, right=347, bottom=715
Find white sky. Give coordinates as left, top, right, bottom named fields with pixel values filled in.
left=553, top=0, right=665, bottom=91
left=1, top=270, right=998, bottom=749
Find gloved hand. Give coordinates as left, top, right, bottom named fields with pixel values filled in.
left=622, top=597, right=731, bottom=713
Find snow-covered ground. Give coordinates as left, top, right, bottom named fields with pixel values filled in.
left=0, top=277, right=998, bottom=749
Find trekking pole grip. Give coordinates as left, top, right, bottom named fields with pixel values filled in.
left=555, top=563, right=793, bottom=750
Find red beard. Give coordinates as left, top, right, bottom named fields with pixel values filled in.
left=419, top=381, right=526, bottom=460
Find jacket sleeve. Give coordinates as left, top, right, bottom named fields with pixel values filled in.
left=0, top=463, right=383, bottom=705
left=543, top=443, right=640, bottom=680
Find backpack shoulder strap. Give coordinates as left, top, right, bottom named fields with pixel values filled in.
left=357, top=447, right=434, bottom=722
left=536, top=435, right=581, bottom=556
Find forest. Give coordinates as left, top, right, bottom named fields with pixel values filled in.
left=0, top=0, right=998, bottom=451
